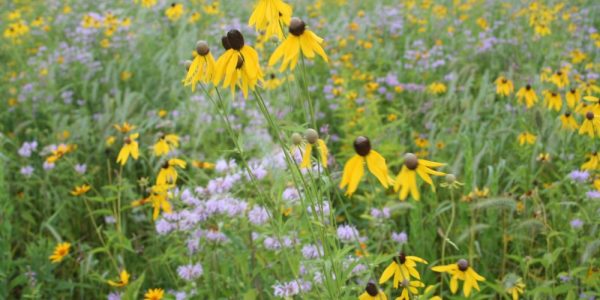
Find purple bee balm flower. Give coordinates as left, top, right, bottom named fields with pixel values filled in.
left=569, top=170, right=589, bottom=183
left=586, top=190, right=600, bottom=199
left=248, top=205, right=269, bottom=225
left=20, top=165, right=34, bottom=177
left=301, top=244, right=322, bottom=259
left=391, top=231, right=408, bottom=244
left=74, top=163, right=87, bottom=174
left=337, top=225, right=359, bottom=243
left=107, top=292, right=122, bottom=300
left=177, top=263, right=203, bottom=281
left=570, top=218, right=584, bottom=229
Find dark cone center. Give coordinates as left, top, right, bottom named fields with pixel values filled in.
left=226, top=29, right=244, bottom=50
left=196, top=40, right=210, bottom=56
left=457, top=259, right=469, bottom=271
left=587, top=112, right=595, bottom=120
left=404, top=153, right=419, bottom=170
left=365, top=282, right=378, bottom=296
left=221, top=35, right=231, bottom=50
left=289, top=17, right=306, bottom=36
left=353, top=136, right=371, bottom=156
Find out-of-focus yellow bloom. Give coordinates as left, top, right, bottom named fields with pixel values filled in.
left=517, top=132, right=536, bottom=146
left=49, top=242, right=71, bottom=263
left=495, top=76, right=514, bottom=96
left=165, top=3, right=185, bottom=21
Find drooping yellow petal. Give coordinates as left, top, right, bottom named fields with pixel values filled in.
left=365, top=150, right=390, bottom=188
left=316, top=139, right=328, bottom=168
left=379, top=261, right=397, bottom=284
left=301, top=144, right=313, bottom=168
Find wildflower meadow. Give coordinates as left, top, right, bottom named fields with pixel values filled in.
left=2, top=0, right=600, bottom=299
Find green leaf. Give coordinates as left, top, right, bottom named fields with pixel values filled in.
left=122, top=272, right=145, bottom=300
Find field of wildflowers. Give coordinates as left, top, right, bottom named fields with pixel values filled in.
left=1, top=0, right=600, bottom=299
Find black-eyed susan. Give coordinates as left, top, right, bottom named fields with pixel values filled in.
left=495, top=76, right=514, bottom=96
left=431, top=259, right=486, bottom=297
left=213, top=30, right=262, bottom=98
left=440, top=173, right=464, bottom=190
left=560, top=112, right=578, bottom=130
left=566, top=88, right=580, bottom=108
left=107, top=270, right=130, bottom=287
left=582, top=152, right=599, bottom=170
left=49, top=242, right=71, bottom=263
left=536, top=153, right=550, bottom=162
left=157, top=158, right=186, bottom=185
left=144, top=288, right=164, bottom=300
left=358, top=282, right=387, bottom=300
left=517, top=132, right=536, bottom=146
left=396, top=279, right=425, bottom=300
left=579, top=110, right=600, bottom=138
left=70, top=184, right=91, bottom=196
left=339, top=136, right=392, bottom=196
left=183, top=41, right=215, bottom=92
left=300, top=129, right=328, bottom=169
left=379, top=253, right=427, bottom=288
left=394, top=153, right=445, bottom=201
left=268, top=17, right=328, bottom=72
left=192, top=160, right=215, bottom=169
left=46, top=144, right=76, bottom=164
left=248, top=0, right=292, bottom=39
left=543, top=90, right=562, bottom=111
left=116, top=133, right=140, bottom=166
left=153, top=133, right=180, bottom=156
left=516, top=85, right=538, bottom=108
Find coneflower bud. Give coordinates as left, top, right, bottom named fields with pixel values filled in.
left=226, top=29, right=244, bottom=50
left=365, top=282, right=378, bottom=296
left=353, top=136, right=371, bottom=156
left=221, top=36, right=231, bottom=50
left=305, top=129, right=318, bottom=144
left=184, top=60, right=192, bottom=71
left=291, top=133, right=303, bottom=145
left=445, top=173, right=456, bottom=184
left=457, top=259, right=469, bottom=271
left=289, top=17, right=306, bottom=36
left=586, top=111, right=594, bottom=120
left=195, top=40, right=209, bottom=56
left=404, top=153, right=418, bottom=170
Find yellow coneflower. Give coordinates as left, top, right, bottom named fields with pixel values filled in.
left=107, top=270, right=130, bottom=287
left=505, top=277, right=525, bottom=300
left=550, top=69, right=569, bottom=88
left=582, top=152, right=599, bottom=170
left=394, top=153, right=445, bottom=201
left=579, top=81, right=600, bottom=96
left=537, top=153, right=550, bottom=162
left=156, top=158, right=186, bottom=185
left=183, top=41, right=215, bottom=92
left=269, top=17, right=328, bottom=72
left=432, top=259, right=486, bottom=297
left=339, top=136, right=392, bottom=196
left=49, top=242, right=71, bottom=263
left=358, top=282, right=387, bottom=300
left=153, top=134, right=180, bottom=156
left=70, top=184, right=91, bottom=196
left=300, top=129, right=328, bottom=169
left=116, top=133, right=140, bottom=166
left=560, top=112, right=578, bottom=130
left=147, top=184, right=172, bottom=220
left=543, top=90, right=562, bottom=111
left=114, top=122, right=135, bottom=133
left=579, top=110, right=600, bottom=138
left=427, top=82, right=447, bottom=95
left=495, top=76, right=514, bottom=96
left=213, top=30, right=262, bottom=99
left=379, top=253, right=428, bottom=288
left=248, top=0, right=292, bottom=39
left=165, top=3, right=184, bottom=21
left=396, top=279, right=425, bottom=300
left=565, top=88, right=580, bottom=108
left=517, top=132, right=536, bottom=146
left=46, top=144, right=76, bottom=164
left=192, top=160, right=215, bottom=169
left=144, top=288, right=164, bottom=300
left=516, top=85, right=538, bottom=108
